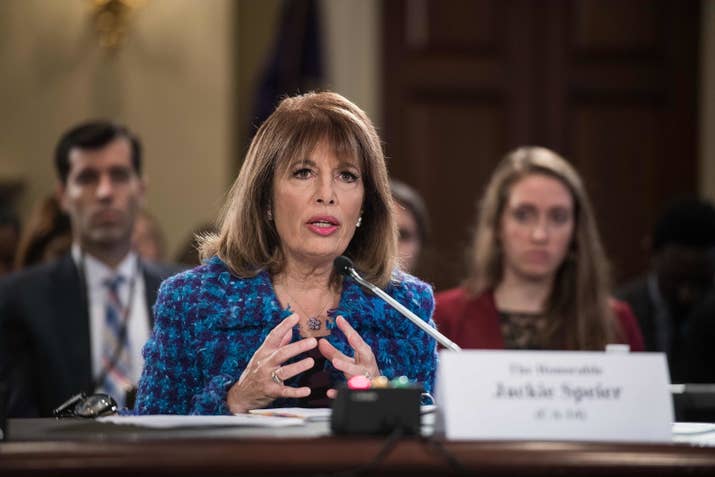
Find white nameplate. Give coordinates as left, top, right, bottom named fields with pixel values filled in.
left=435, top=350, right=672, bottom=442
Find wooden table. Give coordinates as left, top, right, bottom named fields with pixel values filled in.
left=2, top=418, right=714, bottom=476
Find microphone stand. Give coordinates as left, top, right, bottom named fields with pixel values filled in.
left=343, top=265, right=462, bottom=352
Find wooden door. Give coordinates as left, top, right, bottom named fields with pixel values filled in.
left=383, top=0, right=700, bottom=291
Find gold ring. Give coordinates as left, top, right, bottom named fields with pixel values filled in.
left=270, top=368, right=283, bottom=385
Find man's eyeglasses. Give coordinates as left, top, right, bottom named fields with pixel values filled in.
left=52, top=392, right=118, bottom=418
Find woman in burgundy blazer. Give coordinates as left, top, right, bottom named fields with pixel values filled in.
left=434, top=147, right=644, bottom=351
left=435, top=288, right=644, bottom=350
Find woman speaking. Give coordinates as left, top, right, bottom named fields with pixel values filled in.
left=134, top=92, right=437, bottom=415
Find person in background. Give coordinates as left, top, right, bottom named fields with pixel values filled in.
left=681, top=287, right=715, bottom=383
left=617, top=198, right=715, bottom=382
left=134, top=92, right=437, bottom=415
left=132, top=208, right=168, bottom=263
left=0, top=207, right=20, bottom=276
left=434, top=146, right=643, bottom=351
left=390, top=179, right=429, bottom=274
left=14, top=195, right=72, bottom=270
left=174, top=222, right=218, bottom=267
left=0, top=120, right=177, bottom=417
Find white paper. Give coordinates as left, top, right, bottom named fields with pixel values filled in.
left=672, top=422, right=715, bottom=434
left=98, top=414, right=305, bottom=428
left=248, top=407, right=332, bottom=421
left=672, top=422, right=715, bottom=446
left=436, top=350, right=673, bottom=442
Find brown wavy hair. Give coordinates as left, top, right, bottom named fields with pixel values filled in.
left=465, top=146, right=615, bottom=350
left=199, top=91, right=396, bottom=288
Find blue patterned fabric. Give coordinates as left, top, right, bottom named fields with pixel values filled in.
left=134, top=256, right=437, bottom=415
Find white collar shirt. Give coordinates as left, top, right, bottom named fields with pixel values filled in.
left=72, top=244, right=150, bottom=387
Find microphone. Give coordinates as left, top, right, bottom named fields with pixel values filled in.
left=333, top=256, right=462, bottom=352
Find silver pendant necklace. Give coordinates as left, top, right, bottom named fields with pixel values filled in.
left=277, top=284, right=335, bottom=335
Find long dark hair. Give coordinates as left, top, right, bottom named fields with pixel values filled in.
left=465, top=146, right=615, bottom=350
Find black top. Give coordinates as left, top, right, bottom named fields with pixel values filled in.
left=294, top=347, right=331, bottom=408
left=498, top=310, right=548, bottom=350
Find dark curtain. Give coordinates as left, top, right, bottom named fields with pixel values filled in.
left=250, top=0, right=324, bottom=138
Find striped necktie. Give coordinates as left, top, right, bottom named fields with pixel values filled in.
left=100, top=274, right=132, bottom=408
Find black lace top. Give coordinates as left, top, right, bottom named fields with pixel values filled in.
left=498, top=310, right=549, bottom=349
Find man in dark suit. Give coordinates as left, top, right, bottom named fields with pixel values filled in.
left=617, top=198, right=715, bottom=382
left=0, top=121, right=177, bottom=417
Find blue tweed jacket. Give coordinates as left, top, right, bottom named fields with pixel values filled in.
left=134, top=256, right=437, bottom=415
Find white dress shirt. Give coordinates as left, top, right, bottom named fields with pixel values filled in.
left=72, top=245, right=150, bottom=388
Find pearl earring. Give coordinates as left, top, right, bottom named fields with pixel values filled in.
left=356, top=215, right=362, bottom=228
left=267, top=209, right=273, bottom=221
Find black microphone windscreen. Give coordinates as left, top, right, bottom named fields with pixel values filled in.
left=333, top=256, right=354, bottom=276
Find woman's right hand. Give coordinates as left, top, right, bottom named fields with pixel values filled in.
left=227, top=313, right=317, bottom=414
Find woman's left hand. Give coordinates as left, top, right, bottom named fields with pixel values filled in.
left=318, top=315, right=381, bottom=399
